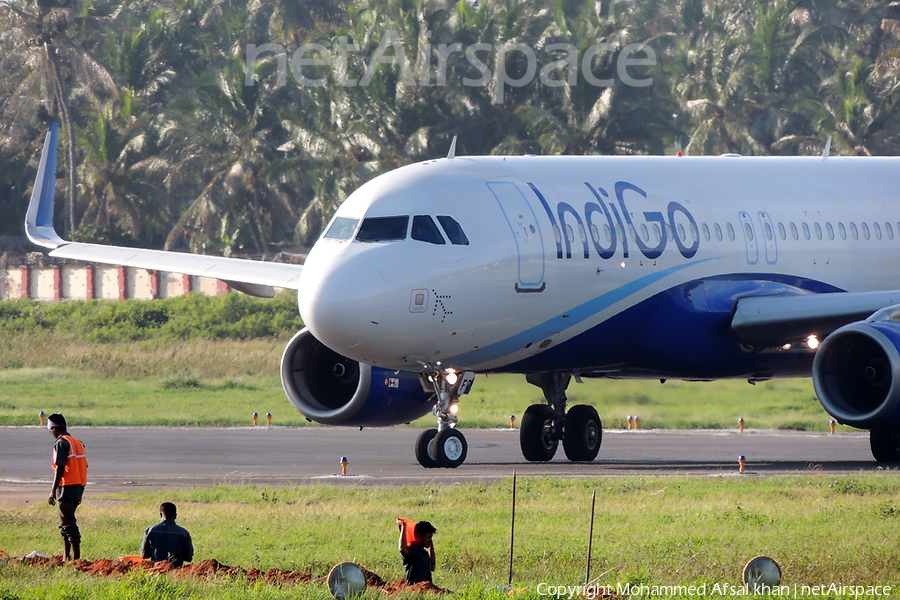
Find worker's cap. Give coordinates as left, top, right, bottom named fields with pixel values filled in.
left=47, top=413, right=66, bottom=430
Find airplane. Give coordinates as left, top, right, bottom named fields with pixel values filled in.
left=25, top=123, right=900, bottom=468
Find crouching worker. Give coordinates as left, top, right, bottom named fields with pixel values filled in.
left=398, top=518, right=436, bottom=584
left=141, top=502, right=194, bottom=566
left=48, top=413, right=87, bottom=561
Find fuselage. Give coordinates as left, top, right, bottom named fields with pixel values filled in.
left=297, top=154, right=900, bottom=378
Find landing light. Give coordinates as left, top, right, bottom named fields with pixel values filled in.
left=806, top=335, right=819, bottom=350
left=449, top=404, right=459, bottom=415
left=445, top=370, right=458, bottom=385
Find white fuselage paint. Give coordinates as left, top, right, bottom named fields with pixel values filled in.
left=298, top=155, right=900, bottom=373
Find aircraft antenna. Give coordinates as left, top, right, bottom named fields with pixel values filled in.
left=823, top=136, right=832, bottom=160
left=447, top=136, right=457, bottom=159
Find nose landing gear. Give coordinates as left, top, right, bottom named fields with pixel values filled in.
left=415, top=370, right=475, bottom=468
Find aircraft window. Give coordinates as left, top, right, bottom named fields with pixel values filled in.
left=743, top=222, right=754, bottom=241
left=604, top=224, right=612, bottom=243
left=790, top=223, right=799, bottom=240
left=553, top=224, right=562, bottom=244
left=826, top=222, right=834, bottom=240
left=617, top=224, right=625, bottom=239
left=701, top=223, right=710, bottom=242
left=566, top=224, right=575, bottom=243
left=579, top=224, right=588, bottom=245
left=690, top=223, right=699, bottom=242
left=838, top=222, right=846, bottom=240
left=436, top=215, right=470, bottom=245
left=356, top=216, right=409, bottom=242
left=324, top=217, right=359, bottom=241
left=412, top=215, right=446, bottom=245
left=714, top=223, right=723, bottom=241
left=640, top=224, right=649, bottom=242
left=887, top=223, right=894, bottom=240
left=590, top=224, right=600, bottom=244
left=862, top=222, right=870, bottom=240
left=814, top=223, right=822, bottom=241
left=777, top=222, right=786, bottom=241
left=726, top=223, right=735, bottom=241
left=677, top=223, right=686, bottom=242
left=763, top=222, right=773, bottom=241
left=653, top=223, right=662, bottom=242
left=874, top=222, right=882, bottom=240
left=800, top=222, right=810, bottom=240
left=850, top=222, right=858, bottom=240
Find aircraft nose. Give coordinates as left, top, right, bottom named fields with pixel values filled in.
left=298, top=253, right=386, bottom=357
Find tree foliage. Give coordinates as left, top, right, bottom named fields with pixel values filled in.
left=1, top=0, right=899, bottom=247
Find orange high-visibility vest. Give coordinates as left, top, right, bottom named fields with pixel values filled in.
left=52, top=435, right=87, bottom=487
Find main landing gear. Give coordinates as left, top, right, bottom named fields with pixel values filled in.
left=415, top=370, right=475, bottom=468
left=520, top=372, right=602, bottom=462
left=870, top=428, right=900, bottom=463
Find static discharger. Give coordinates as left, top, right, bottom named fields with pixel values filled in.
left=509, top=414, right=516, bottom=428
left=39, top=410, right=45, bottom=426
left=266, top=412, right=272, bottom=426
left=739, top=455, right=746, bottom=474
left=341, top=457, right=348, bottom=476
left=252, top=412, right=258, bottom=426
left=739, top=417, right=745, bottom=433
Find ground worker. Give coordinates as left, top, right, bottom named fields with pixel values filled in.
left=47, top=413, right=87, bottom=561
left=140, top=502, right=194, bottom=566
left=398, top=518, right=437, bottom=584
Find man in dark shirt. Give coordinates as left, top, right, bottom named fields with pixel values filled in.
left=398, top=519, right=436, bottom=584
left=140, top=502, right=194, bottom=566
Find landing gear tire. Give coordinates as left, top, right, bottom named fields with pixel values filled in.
left=432, top=428, right=468, bottom=468
left=563, top=404, right=602, bottom=461
left=520, top=404, right=559, bottom=461
left=870, top=428, right=900, bottom=463
left=415, top=428, right=439, bottom=468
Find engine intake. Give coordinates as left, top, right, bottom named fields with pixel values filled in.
left=813, top=321, right=900, bottom=428
left=280, top=329, right=435, bottom=426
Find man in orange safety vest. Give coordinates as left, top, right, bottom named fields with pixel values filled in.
left=48, top=413, right=87, bottom=561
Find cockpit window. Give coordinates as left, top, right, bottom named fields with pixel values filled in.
left=356, top=216, right=409, bottom=242
left=323, top=217, right=359, bottom=241
left=437, top=215, right=469, bottom=245
left=412, top=215, right=446, bottom=245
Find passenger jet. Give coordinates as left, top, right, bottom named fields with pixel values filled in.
left=24, top=124, right=900, bottom=467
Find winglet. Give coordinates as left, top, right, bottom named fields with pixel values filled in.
left=822, top=135, right=832, bottom=160
left=447, top=135, right=457, bottom=159
left=25, top=124, right=65, bottom=249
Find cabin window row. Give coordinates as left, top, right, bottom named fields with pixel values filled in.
left=555, top=220, right=900, bottom=246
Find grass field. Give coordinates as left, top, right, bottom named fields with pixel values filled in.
left=0, top=359, right=848, bottom=432
left=2, top=476, right=900, bottom=598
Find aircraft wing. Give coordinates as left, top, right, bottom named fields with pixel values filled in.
left=24, top=124, right=303, bottom=297
left=731, top=290, right=900, bottom=347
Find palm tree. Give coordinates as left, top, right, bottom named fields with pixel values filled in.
left=0, top=0, right=118, bottom=235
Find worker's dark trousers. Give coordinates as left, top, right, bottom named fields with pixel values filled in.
left=56, top=497, right=81, bottom=544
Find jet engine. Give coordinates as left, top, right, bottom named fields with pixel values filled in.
left=813, top=321, right=900, bottom=428
left=280, top=329, right=435, bottom=426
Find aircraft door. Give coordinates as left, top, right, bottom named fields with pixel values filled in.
left=757, top=211, right=777, bottom=264
left=487, top=182, right=546, bottom=292
left=738, top=212, right=759, bottom=265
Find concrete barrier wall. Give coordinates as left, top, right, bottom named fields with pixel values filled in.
left=0, top=264, right=231, bottom=301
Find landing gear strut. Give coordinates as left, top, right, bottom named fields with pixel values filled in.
left=415, top=370, right=475, bottom=468
left=520, top=372, right=602, bottom=462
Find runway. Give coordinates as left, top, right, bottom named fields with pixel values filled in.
left=0, top=425, right=881, bottom=503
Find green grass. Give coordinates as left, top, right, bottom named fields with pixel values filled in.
left=2, top=476, right=900, bottom=598
left=0, top=363, right=848, bottom=431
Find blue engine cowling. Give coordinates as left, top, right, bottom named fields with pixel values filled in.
left=813, top=321, right=900, bottom=428
left=280, top=328, right=435, bottom=426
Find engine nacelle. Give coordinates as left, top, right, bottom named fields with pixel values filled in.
left=280, top=328, right=435, bottom=426
left=813, top=321, right=900, bottom=428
